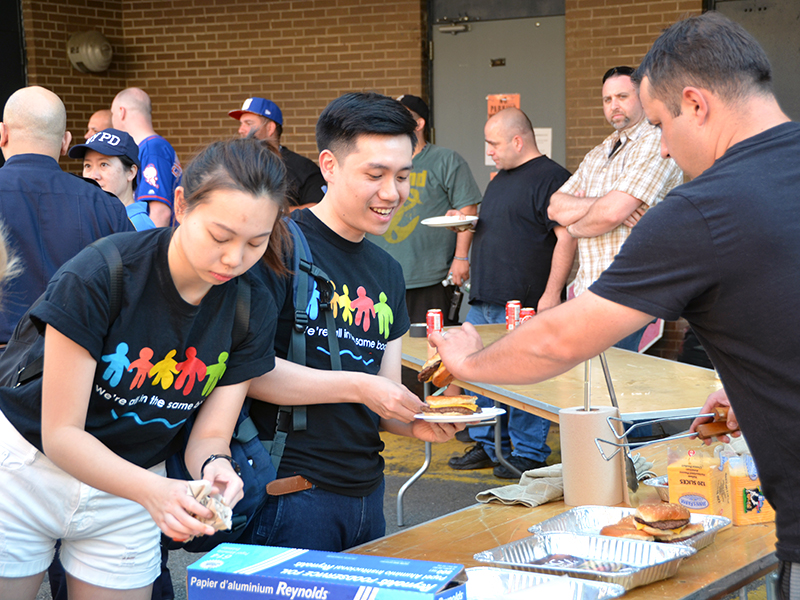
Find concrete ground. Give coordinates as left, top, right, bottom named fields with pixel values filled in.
left=35, top=424, right=766, bottom=600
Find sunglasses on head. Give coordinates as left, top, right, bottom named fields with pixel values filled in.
left=602, top=66, right=635, bottom=83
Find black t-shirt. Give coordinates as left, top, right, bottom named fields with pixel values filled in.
left=470, top=156, right=572, bottom=307
left=250, top=209, right=409, bottom=496
left=591, top=122, right=800, bottom=563
left=0, top=229, right=277, bottom=469
left=281, top=146, right=326, bottom=207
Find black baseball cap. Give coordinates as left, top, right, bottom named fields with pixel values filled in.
left=397, top=94, right=429, bottom=123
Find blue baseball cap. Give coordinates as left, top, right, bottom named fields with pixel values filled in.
left=228, top=97, right=283, bottom=126
left=68, top=128, right=140, bottom=168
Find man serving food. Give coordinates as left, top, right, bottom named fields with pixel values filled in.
left=432, top=13, right=800, bottom=599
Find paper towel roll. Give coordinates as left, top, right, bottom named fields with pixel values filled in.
left=559, top=405, right=624, bottom=506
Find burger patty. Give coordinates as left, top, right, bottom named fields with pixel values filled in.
left=421, top=406, right=476, bottom=415
left=634, top=517, right=689, bottom=530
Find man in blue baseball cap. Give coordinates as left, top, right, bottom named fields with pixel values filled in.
left=229, top=97, right=326, bottom=209
left=69, top=128, right=156, bottom=231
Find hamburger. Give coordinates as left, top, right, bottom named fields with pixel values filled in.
left=633, top=503, right=692, bottom=538
left=417, top=352, right=454, bottom=388
left=421, top=395, right=480, bottom=416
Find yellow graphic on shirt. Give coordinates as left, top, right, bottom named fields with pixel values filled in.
left=382, top=170, right=427, bottom=244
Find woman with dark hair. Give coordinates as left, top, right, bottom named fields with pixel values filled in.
left=0, top=137, right=288, bottom=600
left=69, top=128, right=156, bottom=230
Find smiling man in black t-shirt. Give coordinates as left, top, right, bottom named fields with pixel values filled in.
left=246, top=92, right=463, bottom=552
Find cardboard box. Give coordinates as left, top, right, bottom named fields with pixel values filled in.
left=667, top=446, right=732, bottom=519
left=187, top=544, right=467, bottom=600
left=726, top=454, right=776, bottom=526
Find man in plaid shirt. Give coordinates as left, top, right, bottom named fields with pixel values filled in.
left=548, top=66, right=682, bottom=351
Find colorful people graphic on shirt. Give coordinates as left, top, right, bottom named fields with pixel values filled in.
left=101, top=342, right=131, bottom=387
left=175, top=347, right=207, bottom=396
left=338, top=284, right=354, bottom=325
left=203, top=352, right=230, bottom=396
left=374, top=292, right=394, bottom=339
left=149, top=349, right=179, bottom=390
left=128, top=347, right=155, bottom=390
left=351, top=286, right=376, bottom=333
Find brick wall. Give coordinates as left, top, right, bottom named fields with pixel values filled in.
left=120, top=0, right=428, bottom=165
left=22, top=0, right=127, bottom=166
left=563, top=0, right=702, bottom=360
left=21, top=0, right=427, bottom=169
left=564, top=0, right=702, bottom=172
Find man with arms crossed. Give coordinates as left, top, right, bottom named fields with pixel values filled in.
left=245, top=92, right=461, bottom=551
left=434, top=13, right=800, bottom=598
left=548, top=65, right=682, bottom=351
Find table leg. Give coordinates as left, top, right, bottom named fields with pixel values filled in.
left=493, top=400, right=521, bottom=478
left=396, top=380, right=432, bottom=528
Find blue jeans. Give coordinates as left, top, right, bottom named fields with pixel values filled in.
left=463, top=302, right=551, bottom=463
left=243, top=479, right=385, bottom=552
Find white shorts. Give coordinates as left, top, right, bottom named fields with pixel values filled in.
left=0, top=410, right=163, bottom=589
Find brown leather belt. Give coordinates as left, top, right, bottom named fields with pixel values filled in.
left=266, top=475, right=313, bottom=496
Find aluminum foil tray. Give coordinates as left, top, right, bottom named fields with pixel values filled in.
left=528, top=505, right=731, bottom=550
left=473, top=532, right=696, bottom=590
left=465, top=566, right=626, bottom=600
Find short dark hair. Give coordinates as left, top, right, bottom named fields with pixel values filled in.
left=633, top=11, right=773, bottom=117
left=316, top=92, right=417, bottom=158
left=182, top=137, right=290, bottom=275
left=602, top=66, right=635, bottom=84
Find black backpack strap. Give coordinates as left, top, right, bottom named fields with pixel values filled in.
left=231, top=277, right=251, bottom=350
left=17, top=237, right=123, bottom=387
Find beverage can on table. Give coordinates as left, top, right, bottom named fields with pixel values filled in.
left=520, top=307, right=536, bottom=323
left=506, top=300, right=521, bottom=330
left=426, top=308, right=443, bottom=337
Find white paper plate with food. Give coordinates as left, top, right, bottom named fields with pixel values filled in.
left=415, top=406, right=505, bottom=423
left=420, top=215, right=478, bottom=228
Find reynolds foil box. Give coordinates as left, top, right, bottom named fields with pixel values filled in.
left=187, top=544, right=467, bottom=600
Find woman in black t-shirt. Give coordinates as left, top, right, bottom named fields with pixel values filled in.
left=0, top=138, right=288, bottom=599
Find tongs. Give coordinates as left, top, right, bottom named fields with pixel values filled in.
left=595, top=406, right=739, bottom=461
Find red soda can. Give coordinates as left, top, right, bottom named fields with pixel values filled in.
left=505, top=300, right=521, bottom=330
left=426, top=308, right=443, bottom=337
left=520, top=307, right=536, bottom=323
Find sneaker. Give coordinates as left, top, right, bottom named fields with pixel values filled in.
left=493, top=455, right=547, bottom=479
left=448, top=443, right=498, bottom=470
left=455, top=429, right=472, bottom=443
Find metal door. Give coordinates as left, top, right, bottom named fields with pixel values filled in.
left=431, top=16, right=566, bottom=193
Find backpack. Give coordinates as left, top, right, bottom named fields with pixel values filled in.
left=0, top=237, right=123, bottom=388
left=167, top=216, right=341, bottom=553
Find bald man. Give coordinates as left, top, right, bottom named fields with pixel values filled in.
left=447, top=107, right=575, bottom=478
left=111, top=87, right=181, bottom=227
left=84, top=108, right=112, bottom=140
left=0, top=86, right=133, bottom=346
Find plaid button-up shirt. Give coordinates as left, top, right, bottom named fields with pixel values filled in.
left=560, top=119, right=683, bottom=296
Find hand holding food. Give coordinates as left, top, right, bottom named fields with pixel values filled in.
left=185, top=480, right=233, bottom=538
left=417, top=352, right=454, bottom=388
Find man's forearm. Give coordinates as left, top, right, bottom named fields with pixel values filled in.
left=548, top=191, right=595, bottom=225
left=249, top=358, right=366, bottom=405
left=540, top=227, right=577, bottom=303
left=454, top=203, right=478, bottom=258
left=565, top=191, right=642, bottom=238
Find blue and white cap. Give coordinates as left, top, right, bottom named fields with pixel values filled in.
left=228, top=97, right=283, bottom=126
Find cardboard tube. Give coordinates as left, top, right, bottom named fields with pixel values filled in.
left=559, top=405, right=624, bottom=506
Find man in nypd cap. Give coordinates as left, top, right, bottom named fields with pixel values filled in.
left=229, top=97, right=326, bottom=209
